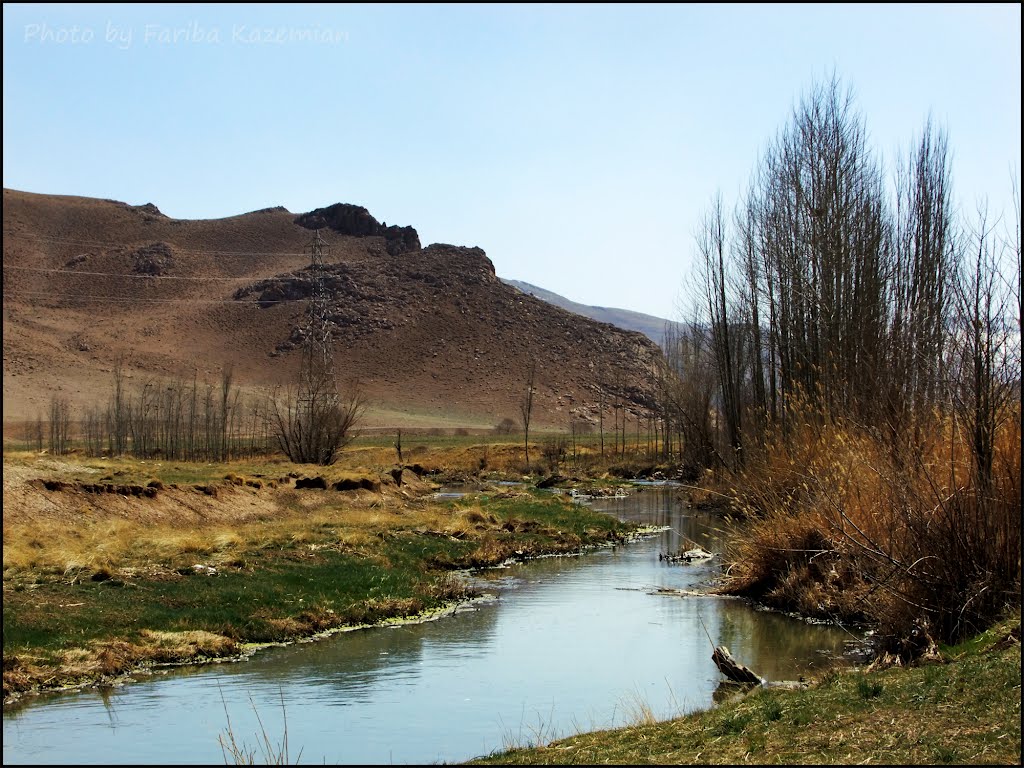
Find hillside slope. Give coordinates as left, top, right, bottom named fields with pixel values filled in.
left=2, top=189, right=664, bottom=432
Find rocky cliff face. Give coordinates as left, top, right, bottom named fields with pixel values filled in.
left=294, top=203, right=421, bottom=256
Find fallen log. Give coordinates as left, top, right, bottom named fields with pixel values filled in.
left=712, top=645, right=764, bottom=686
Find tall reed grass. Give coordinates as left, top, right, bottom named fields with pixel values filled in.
left=719, top=403, right=1021, bottom=651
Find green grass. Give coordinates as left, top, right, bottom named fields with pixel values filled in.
left=485, top=493, right=628, bottom=533
left=466, top=613, right=1022, bottom=765
left=3, top=548, right=430, bottom=649
left=3, top=485, right=636, bottom=700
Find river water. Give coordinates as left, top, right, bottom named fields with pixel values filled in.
left=2, top=485, right=857, bottom=765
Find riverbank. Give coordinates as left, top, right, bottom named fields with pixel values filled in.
left=2, top=450, right=641, bottom=705
left=467, top=611, right=1022, bottom=765
left=6, top=448, right=1019, bottom=765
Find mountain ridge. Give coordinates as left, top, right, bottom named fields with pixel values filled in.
left=500, top=279, right=682, bottom=348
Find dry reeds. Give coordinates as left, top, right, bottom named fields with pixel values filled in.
left=720, top=404, right=1021, bottom=648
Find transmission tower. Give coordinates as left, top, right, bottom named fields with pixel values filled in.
left=298, top=229, right=338, bottom=409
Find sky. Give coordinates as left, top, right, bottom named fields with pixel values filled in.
left=3, top=3, right=1021, bottom=322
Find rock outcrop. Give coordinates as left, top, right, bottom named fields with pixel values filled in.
left=294, top=203, right=421, bottom=256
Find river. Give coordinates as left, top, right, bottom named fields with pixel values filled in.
left=2, top=484, right=858, bottom=765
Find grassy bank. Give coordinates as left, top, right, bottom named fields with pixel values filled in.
left=2, top=450, right=638, bottom=703
left=468, top=611, right=1021, bottom=765
left=5, top=442, right=1020, bottom=767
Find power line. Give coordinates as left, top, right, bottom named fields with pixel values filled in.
left=3, top=264, right=306, bottom=282
left=2, top=288, right=297, bottom=305
left=1, top=230, right=336, bottom=258
left=298, top=229, right=338, bottom=411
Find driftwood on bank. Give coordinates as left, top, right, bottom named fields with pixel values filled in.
left=659, top=547, right=715, bottom=563
left=712, top=645, right=765, bottom=686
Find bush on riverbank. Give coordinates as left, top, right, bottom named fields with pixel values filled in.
left=713, top=406, right=1021, bottom=653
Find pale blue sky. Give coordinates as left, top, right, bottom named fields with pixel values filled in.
left=3, top=3, right=1020, bottom=321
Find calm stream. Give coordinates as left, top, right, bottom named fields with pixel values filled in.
left=3, top=485, right=857, bottom=765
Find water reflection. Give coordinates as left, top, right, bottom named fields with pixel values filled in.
left=718, top=601, right=852, bottom=677
left=3, top=487, right=858, bottom=766
left=218, top=596, right=503, bottom=704
left=586, top=486, right=735, bottom=558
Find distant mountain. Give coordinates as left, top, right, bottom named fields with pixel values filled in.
left=501, top=279, right=682, bottom=348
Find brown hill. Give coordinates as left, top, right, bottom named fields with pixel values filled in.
left=2, top=188, right=664, bottom=433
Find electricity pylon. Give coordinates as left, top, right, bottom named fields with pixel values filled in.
left=298, top=229, right=337, bottom=402
left=274, top=229, right=360, bottom=466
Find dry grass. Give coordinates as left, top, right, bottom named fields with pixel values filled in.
left=2, top=454, right=463, bottom=585
left=219, top=687, right=301, bottom=766
left=716, top=403, right=1022, bottom=647
left=4, top=498, right=417, bottom=583
left=3, top=630, right=243, bottom=696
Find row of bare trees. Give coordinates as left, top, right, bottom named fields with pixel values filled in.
left=27, top=359, right=365, bottom=465
left=658, top=75, right=1020, bottom=483
left=658, top=73, right=1020, bottom=642
left=29, top=362, right=272, bottom=461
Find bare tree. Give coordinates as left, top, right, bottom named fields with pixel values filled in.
left=83, top=404, right=104, bottom=456
left=218, top=366, right=234, bottom=461
left=950, top=204, right=1019, bottom=493
left=886, top=118, right=954, bottom=451
left=48, top=395, right=71, bottom=456
left=271, top=379, right=365, bottom=466
left=698, top=192, right=743, bottom=466
left=129, top=379, right=155, bottom=458
left=541, top=436, right=568, bottom=473
left=662, top=315, right=722, bottom=472
left=28, top=414, right=43, bottom=452
left=519, top=363, right=537, bottom=467
left=107, top=356, right=129, bottom=456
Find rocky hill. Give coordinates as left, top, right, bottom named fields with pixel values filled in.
left=2, top=189, right=665, bottom=432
